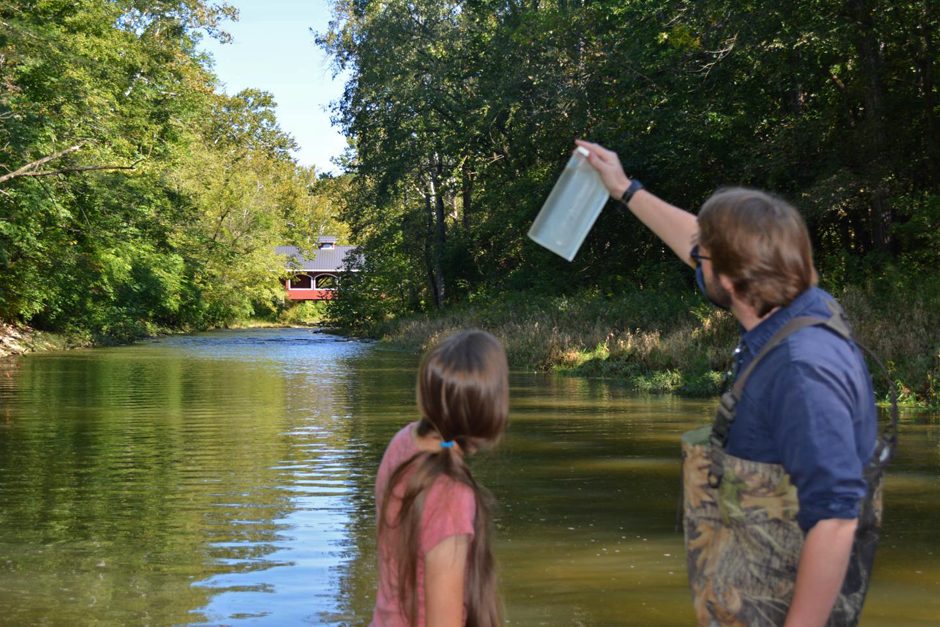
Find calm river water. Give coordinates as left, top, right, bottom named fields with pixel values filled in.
left=0, top=328, right=937, bottom=625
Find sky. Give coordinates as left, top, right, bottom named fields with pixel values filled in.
left=198, top=0, right=348, bottom=174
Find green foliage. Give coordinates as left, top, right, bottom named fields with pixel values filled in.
left=278, top=300, right=329, bottom=326
left=893, top=193, right=940, bottom=271
left=2, top=0, right=936, bottom=407
left=834, top=265, right=940, bottom=407
left=320, top=0, right=939, bottom=317
left=318, top=0, right=938, bottom=402
left=0, top=1, right=343, bottom=340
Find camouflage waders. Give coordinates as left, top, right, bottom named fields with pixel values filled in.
left=681, top=301, right=897, bottom=627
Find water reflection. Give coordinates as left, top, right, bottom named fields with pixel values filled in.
left=0, top=329, right=937, bottom=625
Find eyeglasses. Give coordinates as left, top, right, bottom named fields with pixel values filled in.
left=690, top=245, right=711, bottom=268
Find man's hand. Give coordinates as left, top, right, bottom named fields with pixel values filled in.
left=574, top=139, right=631, bottom=199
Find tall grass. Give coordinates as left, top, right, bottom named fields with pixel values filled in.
left=835, top=284, right=940, bottom=406
left=276, top=300, right=330, bottom=326
left=362, top=284, right=939, bottom=406
left=380, top=289, right=738, bottom=396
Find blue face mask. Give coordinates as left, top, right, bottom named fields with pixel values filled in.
left=696, top=263, right=731, bottom=311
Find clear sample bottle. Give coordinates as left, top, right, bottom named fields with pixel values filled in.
left=528, top=146, right=610, bottom=261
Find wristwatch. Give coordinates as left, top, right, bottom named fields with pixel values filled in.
left=619, top=179, right=644, bottom=205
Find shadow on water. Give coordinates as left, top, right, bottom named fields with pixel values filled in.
left=0, top=328, right=937, bottom=625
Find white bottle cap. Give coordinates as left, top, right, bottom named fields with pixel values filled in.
left=575, top=146, right=590, bottom=158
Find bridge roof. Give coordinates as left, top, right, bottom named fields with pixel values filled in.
left=275, top=244, right=359, bottom=273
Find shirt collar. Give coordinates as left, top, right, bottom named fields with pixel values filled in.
left=740, top=287, right=827, bottom=356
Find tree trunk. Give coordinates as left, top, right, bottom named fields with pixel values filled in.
left=423, top=187, right=442, bottom=308
left=918, top=2, right=939, bottom=186
left=849, top=0, right=892, bottom=251
left=428, top=157, right=446, bottom=308
left=461, top=159, right=473, bottom=230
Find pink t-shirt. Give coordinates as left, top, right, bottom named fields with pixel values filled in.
left=371, top=422, right=476, bottom=627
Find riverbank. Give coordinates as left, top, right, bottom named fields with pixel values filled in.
left=364, top=284, right=940, bottom=407
left=0, top=322, right=74, bottom=358
left=7, top=283, right=936, bottom=407
left=0, top=316, right=334, bottom=360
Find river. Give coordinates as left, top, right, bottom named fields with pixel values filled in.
left=0, top=328, right=937, bottom=625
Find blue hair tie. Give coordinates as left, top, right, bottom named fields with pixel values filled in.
left=440, top=440, right=455, bottom=449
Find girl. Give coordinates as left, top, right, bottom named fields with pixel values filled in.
left=371, top=329, right=508, bottom=627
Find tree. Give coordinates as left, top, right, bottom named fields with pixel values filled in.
left=320, top=0, right=940, bottom=332
left=1, top=0, right=345, bottom=337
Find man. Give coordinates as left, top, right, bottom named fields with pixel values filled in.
left=576, top=140, right=879, bottom=626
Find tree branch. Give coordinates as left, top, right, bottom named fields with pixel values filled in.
left=0, top=141, right=88, bottom=184
left=4, top=159, right=145, bottom=180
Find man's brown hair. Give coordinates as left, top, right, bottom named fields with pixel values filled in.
left=698, top=188, right=818, bottom=317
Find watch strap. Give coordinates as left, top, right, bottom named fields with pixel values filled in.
left=619, top=179, right=644, bottom=205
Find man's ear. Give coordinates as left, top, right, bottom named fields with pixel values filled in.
left=718, top=273, right=736, bottom=296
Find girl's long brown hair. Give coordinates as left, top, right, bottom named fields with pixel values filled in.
left=379, top=329, right=508, bottom=626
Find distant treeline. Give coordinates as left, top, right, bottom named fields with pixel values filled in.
left=0, top=1, right=344, bottom=341
left=320, top=0, right=938, bottom=317
left=317, top=0, right=939, bottom=402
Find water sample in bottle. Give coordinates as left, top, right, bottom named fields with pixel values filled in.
left=528, top=146, right=610, bottom=261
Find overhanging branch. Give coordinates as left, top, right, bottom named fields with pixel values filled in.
left=6, top=159, right=145, bottom=180
left=0, top=141, right=88, bottom=184
left=0, top=142, right=146, bottom=184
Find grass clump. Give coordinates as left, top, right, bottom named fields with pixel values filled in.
left=379, top=288, right=738, bottom=397
left=368, top=280, right=939, bottom=407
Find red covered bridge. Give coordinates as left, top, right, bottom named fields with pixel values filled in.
left=275, top=237, right=358, bottom=301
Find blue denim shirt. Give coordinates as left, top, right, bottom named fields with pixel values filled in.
left=725, top=287, right=877, bottom=531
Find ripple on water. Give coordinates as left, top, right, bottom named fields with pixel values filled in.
left=1, top=331, right=937, bottom=626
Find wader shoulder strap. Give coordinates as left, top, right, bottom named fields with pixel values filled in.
left=708, top=315, right=829, bottom=451
left=823, top=299, right=899, bottom=462
left=708, top=299, right=899, bottom=487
